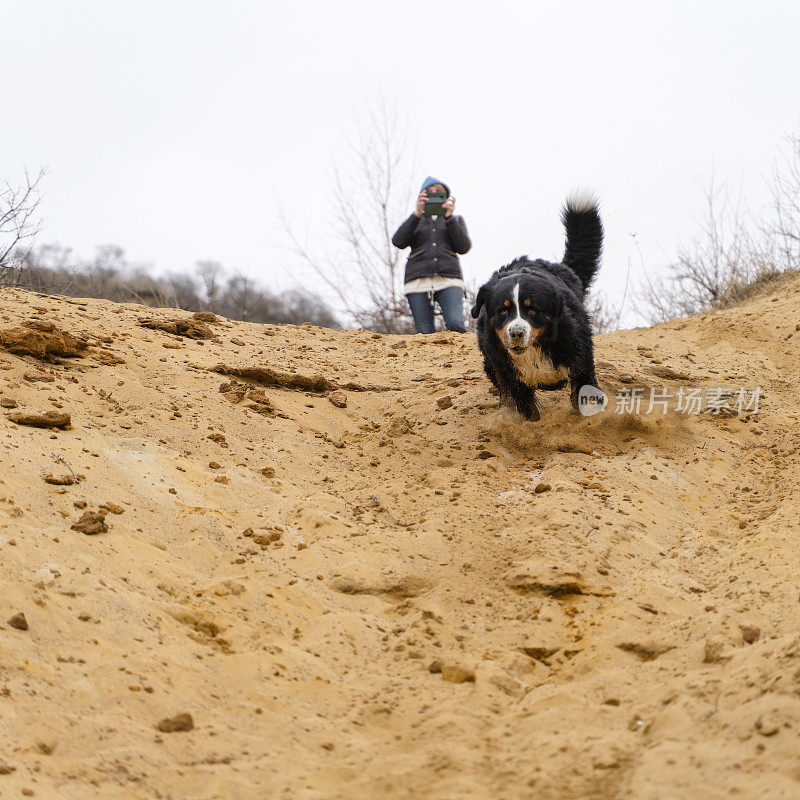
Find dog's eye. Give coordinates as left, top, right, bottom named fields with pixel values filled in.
left=498, top=307, right=509, bottom=315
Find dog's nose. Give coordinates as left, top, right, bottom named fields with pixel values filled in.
left=509, top=327, right=524, bottom=341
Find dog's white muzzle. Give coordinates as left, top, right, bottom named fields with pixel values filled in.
left=505, top=319, right=531, bottom=351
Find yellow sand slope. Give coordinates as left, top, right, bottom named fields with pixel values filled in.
left=0, top=280, right=799, bottom=799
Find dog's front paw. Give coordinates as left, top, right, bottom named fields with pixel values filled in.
left=522, top=403, right=541, bottom=422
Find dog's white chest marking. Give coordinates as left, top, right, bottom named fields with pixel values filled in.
left=507, top=283, right=532, bottom=345
left=511, top=346, right=569, bottom=387
left=506, top=281, right=567, bottom=386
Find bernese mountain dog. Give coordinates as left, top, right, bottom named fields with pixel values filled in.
left=471, top=192, right=604, bottom=421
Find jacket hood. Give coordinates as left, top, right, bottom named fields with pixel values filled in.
left=420, top=175, right=450, bottom=195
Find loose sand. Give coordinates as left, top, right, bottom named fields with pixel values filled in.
left=1, top=280, right=799, bottom=799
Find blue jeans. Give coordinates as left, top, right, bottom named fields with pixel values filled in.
left=406, top=286, right=467, bottom=334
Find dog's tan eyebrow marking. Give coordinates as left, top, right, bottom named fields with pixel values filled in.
left=523, top=298, right=531, bottom=307
left=503, top=299, right=510, bottom=307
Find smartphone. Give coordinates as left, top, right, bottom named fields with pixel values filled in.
left=423, top=191, right=447, bottom=216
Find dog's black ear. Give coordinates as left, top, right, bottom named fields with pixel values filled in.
left=471, top=284, right=490, bottom=318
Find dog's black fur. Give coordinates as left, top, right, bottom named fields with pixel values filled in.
left=471, top=194, right=604, bottom=421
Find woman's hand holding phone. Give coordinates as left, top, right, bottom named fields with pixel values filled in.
left=415, top=190, right=428, bottom=218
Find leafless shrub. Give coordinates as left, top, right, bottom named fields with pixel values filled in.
left=586, top=256, right=631, bottom=334
left=195, top=260, right=223, bottom=312
left=11, top=243, right=339, bottom=327
left=638, top=175, right=759, bottom=321
left=764, top=131, right=800, bottom=271
left=0, top=169, right=45, bottom=284
left=279, top=96, right=420, bottom=333
left=639, top=131, right=800, bottom=323
left=586, top=291, right=619, bottom=334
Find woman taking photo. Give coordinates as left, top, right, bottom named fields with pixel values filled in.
left=392, top=176, right=472, bottom=334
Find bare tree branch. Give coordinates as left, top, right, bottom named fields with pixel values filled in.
left=277, top=96, right=420, bottom=332
left=0, top=168, right=46, bottom=285
left=635, top=154, right=796, bottom=323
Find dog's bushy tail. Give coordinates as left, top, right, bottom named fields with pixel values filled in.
left=561, top=191, right=603, bottom=292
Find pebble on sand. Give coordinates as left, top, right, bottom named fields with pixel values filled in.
left=441, top=665, right=476, bottom=684
left=44, top=474, right=75, bottom=486
left=740, top=625, right=761, bottom=644
left=7, top=410, right=71, bottom=429
left=71, top=510, right=109, bottom=535
left=157, top=713, right=194, bottom=733
left=7, top=612, right=28, bottom=631
left=328, top=390, right=348, bottom=408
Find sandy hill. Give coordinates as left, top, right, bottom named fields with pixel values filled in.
left=0, top=280, right=799, bottom=800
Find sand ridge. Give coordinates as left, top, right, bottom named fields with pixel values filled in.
left=0, top=281, right=799, bottom=799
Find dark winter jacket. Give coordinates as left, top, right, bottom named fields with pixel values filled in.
left=392, top=176, right=472, bottom=285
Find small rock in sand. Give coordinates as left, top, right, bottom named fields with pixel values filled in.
left=534, top=482, right=552, bottom=493
left=100, top=502, right=124, bottom=515
left=7, top=612, right=28, bottom=631
left=71, top=510, right=108, bottom=535
left=24, top=370, right=55, bottom=383
left=157, top=713, right=194, bottom=733
left=0, top=397, right=17, bottom=409
left=252, top=530, right=282, bottom=548
left=740, top=624, right=761, bottom=644
left=441, top=665, right=476, bottom=684
left=0, top=322, right=87, bottom=359
left=386, top=416, right=412, bottom=436
left=138, top=317, right=212, bottom=340
left=436, top=395, right=453, bottom=410
left=7, top=411, right=71, bottom=429
left=44, top=474, right=75, bottom=486
left=328, top=390, right=347, bottom=409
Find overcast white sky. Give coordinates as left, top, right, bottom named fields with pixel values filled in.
left=3, top=1, right=799, bottom=324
